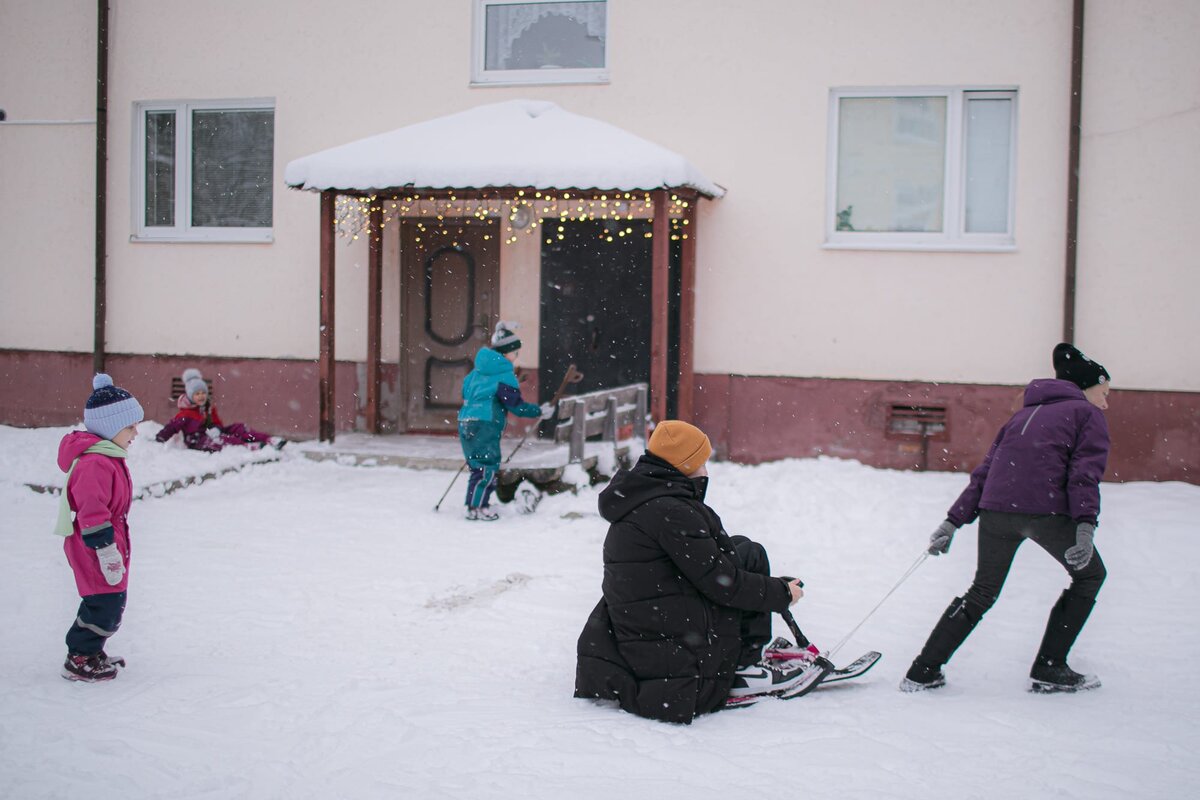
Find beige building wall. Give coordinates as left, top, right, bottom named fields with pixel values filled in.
left=676, top=0, right=1072, bottom=386
left=1075, top=0, right=1200, bottom=391
left=2, top=1, right=1196, bottom=392
left=0, top=1, right=97, bottom=352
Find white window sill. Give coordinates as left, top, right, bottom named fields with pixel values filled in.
left=131, top=232, right=274, bottom=244
left=470, top=69, right=609, bottom=87
left=822, top=240, right=1016, bottom=253
left=470, top=77, right=610, bottom=88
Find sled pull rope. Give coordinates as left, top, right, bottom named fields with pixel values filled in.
left=825, top=551, right=929, bottom=661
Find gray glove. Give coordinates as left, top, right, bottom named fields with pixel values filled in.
left=95, top=543, right=125, bottom=586
left=927, top=520, right=958, bottom=555
left=539, top=402, right=557, bottom=420
left=1064, top=522, right=1096, bottom=570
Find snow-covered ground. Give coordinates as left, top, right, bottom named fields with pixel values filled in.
left=2, top=423, right=1198, bottom=799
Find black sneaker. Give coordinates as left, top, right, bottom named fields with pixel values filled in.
left=62, top=653, right=118, bottom=682
left=727, top=658, right=816, bottom=699
left=899, top=660, right=946, bottom=692
left=1030, top=658, right=1100, bottom=693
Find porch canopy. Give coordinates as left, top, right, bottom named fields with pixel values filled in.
left=284, top=99, right=724, bottom=441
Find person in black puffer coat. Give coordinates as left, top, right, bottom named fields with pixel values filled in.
left=574, top=420, right=804, bottom=724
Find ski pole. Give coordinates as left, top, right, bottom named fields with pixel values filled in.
left=433, top=462, right=468, bottom=512
left=824, top=551, right=929, bottom=661
left=501, top=363, right=583, bottom=466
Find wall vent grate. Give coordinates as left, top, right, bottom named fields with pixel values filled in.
left=887, top=404, right=948, bottom=438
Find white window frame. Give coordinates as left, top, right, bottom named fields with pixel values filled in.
left=470, top=0, right=609, bottom=87
left=131, top=98, right=275, bottom=243
left=825, top=87, right=1018, bottom=252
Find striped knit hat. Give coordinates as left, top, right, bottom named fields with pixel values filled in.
left=491, top=321, right=522, bottom=354
left=84, top=374, right=144, bottom=441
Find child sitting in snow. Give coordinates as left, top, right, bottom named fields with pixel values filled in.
left=155, top=368, right=282, bottom=452
left=56, top=374, right=143, bottom=682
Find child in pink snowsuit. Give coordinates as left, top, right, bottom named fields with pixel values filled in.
left=56, top=374, right=144, bottom=682
left=155, top=368, right=279, bottom=452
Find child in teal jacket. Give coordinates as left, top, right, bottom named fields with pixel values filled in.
left=458, top=322, right=545, bottom=520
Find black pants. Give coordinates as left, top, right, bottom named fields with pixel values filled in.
left=730, top=535, right=775, bottom=667
left=66, top=592, right=127, bottom=655
left=916, top=511, right=1107, bottom=671
left=966, top=511, right=1106, bottom=613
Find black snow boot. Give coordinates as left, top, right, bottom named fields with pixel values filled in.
left=1030, top=590, right=1100, bottom=693
left=1029, top=657, right=1100, bottom=693
left=899, top=661, right=945, bottom=693
left=899, top=596, right=983, bottom=692
left=1035, top=590, right=1096, bottom=665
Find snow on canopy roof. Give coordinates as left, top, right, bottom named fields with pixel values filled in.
left=284, top=99, right=725, bottom=198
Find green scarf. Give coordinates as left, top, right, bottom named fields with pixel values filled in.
left=54, top=441, right=127, bottom=537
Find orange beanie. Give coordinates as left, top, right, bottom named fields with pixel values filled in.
left=647, top=420, right=712, bottom=476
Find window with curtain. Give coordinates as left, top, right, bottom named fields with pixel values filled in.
left=472, top=0, right=607, bottom=85
left=828, top=88, right=1017, bottom=250
left=135, top=99, right=275, bottom=242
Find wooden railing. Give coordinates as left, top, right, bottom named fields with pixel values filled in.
left=551, top=383, right=649, bottom=463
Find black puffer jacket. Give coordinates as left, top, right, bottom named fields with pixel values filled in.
left=574, top=454, right=792, bottom=723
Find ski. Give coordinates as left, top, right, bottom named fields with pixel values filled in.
left=723, top=657, right=833, bottom=709
left=764, top=637, right=881, bottom=685
left=821, top=651, right=881, bottom=684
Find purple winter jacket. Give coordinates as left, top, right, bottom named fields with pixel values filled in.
left=947, top=379, right=1110, bottom=528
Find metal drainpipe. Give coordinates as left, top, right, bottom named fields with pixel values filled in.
left=93, top=0, right=109, bottom=374
left=1063, top=0, right=1085, bottom=344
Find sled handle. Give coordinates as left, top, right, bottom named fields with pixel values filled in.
left=778, top=576, right=811, bottom=649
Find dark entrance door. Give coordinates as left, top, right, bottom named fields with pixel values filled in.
left=401, top=218, right=499, bottom=432
left=539, top=219, right=653, bottom=402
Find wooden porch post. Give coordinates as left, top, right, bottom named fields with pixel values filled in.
left=650, top=191, right=670, bottom=423
left=366, top=203, right=383, bottom=433
left=319, top=191, right=336, bottom=442
left=677, top=197, right=697, bottom=423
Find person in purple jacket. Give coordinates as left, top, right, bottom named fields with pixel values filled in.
left=55, top=374, right=144, bottom=682
left=900, top=343, right=1112, bottom=694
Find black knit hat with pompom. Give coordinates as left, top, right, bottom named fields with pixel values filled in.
left=1053, top=343, right=1110, bottom=390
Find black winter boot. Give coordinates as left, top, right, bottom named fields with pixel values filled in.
left=899, top=596, right=983, bottom=692
left=1035, top=590, right=1096, bottom=665
left=1029, top=657, right=1100, bottom=693
left=1030, top=590, right=1100, bottom=693
left=899, top=661, right=945, bottom=692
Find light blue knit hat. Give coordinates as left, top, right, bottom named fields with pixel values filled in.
left=83, top=374, right=144, bottom=440
left=182, top=368, right=207, bottom=400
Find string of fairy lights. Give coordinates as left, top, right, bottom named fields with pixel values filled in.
left=333, top=190, right=694, bottom=245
